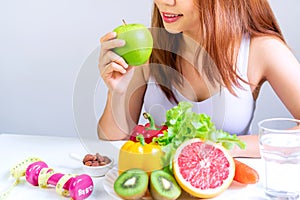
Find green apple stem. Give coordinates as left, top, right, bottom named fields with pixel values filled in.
left=122, top=19, right=127, bottom=26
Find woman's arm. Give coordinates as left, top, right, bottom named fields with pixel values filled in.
left=250, top=36, right=300, bottom=119
left=98, top=67, right=147, bottom=141
left=97, top=32, right=148, bottom=141
left=98, top=90, right=130, bottom=140
left=230, top=135, right=260, bottom=158
left=236, top=36, right=300, bottom=158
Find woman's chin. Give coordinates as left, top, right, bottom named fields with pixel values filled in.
left=164, top=26, right=181, bottom=34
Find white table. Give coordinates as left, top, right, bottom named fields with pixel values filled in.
left=0, top=133, right=268, bottom=200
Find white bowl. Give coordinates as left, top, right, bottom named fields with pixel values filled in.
left=69, top=153, right=114, bottom=177
left=82, top=158, right=114, bottom=177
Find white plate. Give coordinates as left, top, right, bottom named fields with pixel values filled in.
left=102, top=168, right=258, bottom=200
left=103, top=168, right=122, bottom=200
left=103, top=168, right=194, bottom=200
left=103, top=168, right=153, bottom=200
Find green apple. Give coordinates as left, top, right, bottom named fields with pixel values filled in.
left=113, top=22, right=153, bottom=66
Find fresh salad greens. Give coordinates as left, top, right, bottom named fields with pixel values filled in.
left=153, top=101, right=246, bottom=172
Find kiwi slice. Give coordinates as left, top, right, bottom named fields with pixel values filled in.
left=114, top=168, right=149, bottom=200
left=150, top=170, right=181, bottom=200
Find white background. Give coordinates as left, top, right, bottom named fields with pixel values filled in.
left=0, top=0, right=298, bottom=137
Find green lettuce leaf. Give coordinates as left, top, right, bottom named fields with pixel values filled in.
left=153, top=101, right=246, bottom=172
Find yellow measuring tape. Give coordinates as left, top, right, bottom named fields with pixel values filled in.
left=0, top=157, right=42, bottom=200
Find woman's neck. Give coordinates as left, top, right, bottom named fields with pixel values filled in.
left=179, top=34, right=205, bottom=71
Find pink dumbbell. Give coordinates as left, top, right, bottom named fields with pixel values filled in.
left=25, top=161, right=93, bottom=200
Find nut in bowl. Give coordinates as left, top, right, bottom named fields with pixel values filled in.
left=69, top=152, right=114, bottom=177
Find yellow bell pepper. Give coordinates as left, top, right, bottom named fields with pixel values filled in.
left=118, top=135, right=163, bottom=174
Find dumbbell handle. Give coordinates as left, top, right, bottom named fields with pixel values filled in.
left=47, top=173, right=69, bottom=189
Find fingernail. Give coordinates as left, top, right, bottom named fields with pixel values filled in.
left=119, top=40, right=126, bottom=46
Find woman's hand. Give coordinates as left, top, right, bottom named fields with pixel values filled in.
left=98, top=32, right=134, bottom=94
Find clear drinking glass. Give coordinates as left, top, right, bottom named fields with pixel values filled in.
left=258, top=118, right=300, bottom=200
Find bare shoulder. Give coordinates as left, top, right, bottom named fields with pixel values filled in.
left=130, top=63, right=150, bottom=84
left=250, top=36, right=293, bottom=67
left=248, top=36, right=298, bottom=80
left=141, top=63, right=151, bottom=81
left=251, top=35, right=285, bottom=47
left=249, top=35, right=300, bottom=119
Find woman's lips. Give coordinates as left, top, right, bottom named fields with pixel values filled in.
left=162, top=12, right=183, bottom=23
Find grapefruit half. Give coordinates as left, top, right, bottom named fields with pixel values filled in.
left=173, top=138, right=235, bottom=198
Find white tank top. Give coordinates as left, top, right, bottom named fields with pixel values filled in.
left=143, top=35, right=255, bottom=135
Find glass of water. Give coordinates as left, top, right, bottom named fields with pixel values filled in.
left=258, top=118, right=300, bottom=200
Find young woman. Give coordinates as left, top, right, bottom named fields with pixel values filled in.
left=97, top=0, right=300, bottom=157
